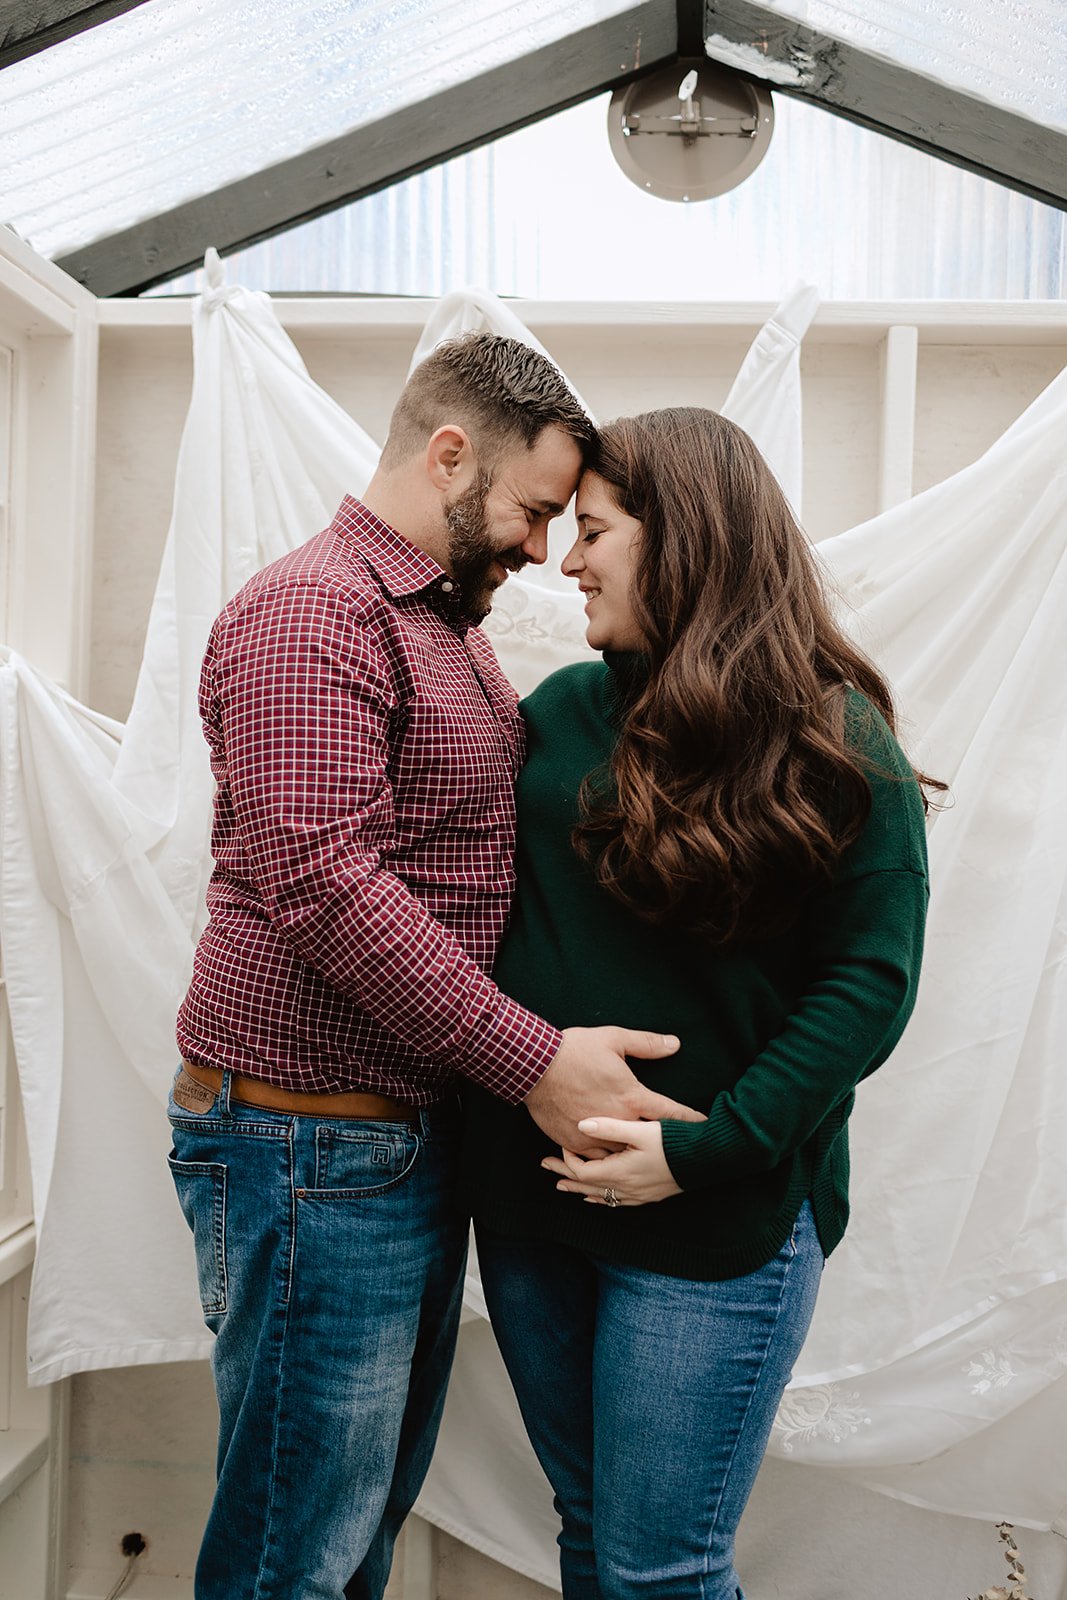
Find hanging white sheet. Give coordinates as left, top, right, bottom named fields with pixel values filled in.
left=788, top=363, right=1067, bottom=1522
left=3, top=267, right=1064, bottom=1555
left=1, top=250, right=382, bottom=1381
left=112, top=250, right=380, bottom=936
left=0, top=651, right=202, bottom=1372
left=3, top=268, right=808, bottom=1382
left=418, top=341, right=1067, bottom=1548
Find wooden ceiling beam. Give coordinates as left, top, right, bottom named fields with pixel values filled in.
left=56, top=1, right=679, bottom=296
left=702, top=0, right=1067, bottom=210
left=0, top=0, right=154, bottom=70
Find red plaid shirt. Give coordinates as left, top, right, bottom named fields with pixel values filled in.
left=176, top=497, right=563, bottom=1103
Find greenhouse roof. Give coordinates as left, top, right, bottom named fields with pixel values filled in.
left=2, top=0, right=1065, bottom=296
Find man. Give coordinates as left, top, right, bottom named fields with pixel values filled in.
left=169, top=334, right=691, bottom=1600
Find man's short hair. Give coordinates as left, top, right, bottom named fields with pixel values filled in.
left=380, top=332, right=597, bottom=471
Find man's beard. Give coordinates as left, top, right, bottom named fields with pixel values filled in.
left=445, top=472, right=528, bottom=622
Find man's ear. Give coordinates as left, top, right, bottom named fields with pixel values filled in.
left=425, top=425, right=475, bottom=492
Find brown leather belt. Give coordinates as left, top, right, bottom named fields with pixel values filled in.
left=180, top=1060, right=419, bottom=1122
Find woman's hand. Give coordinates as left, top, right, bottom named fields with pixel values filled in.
left=542, top=1117, right=683, bottom=1206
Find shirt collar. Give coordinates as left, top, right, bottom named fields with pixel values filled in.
left=332, top=495, right=471, bottom=629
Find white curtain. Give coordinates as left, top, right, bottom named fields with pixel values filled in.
left=788, top=366, right=1067, bottom=1521
left=419, top=344, right=1067, bottom=1552
left=0, top=249, right=381, bottom=1381
left=2, top=263, right=1064, bottom=1568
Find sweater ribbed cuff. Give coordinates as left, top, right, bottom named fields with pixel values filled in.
left=660, top=1105, right=751, bottom=1190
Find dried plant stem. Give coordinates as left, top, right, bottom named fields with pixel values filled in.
left=967, top=1522, right=1033, bottom=1600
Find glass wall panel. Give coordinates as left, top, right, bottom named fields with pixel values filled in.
left=150, top=93, right=1067, bottom=300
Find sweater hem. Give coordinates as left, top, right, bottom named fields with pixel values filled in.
left=471, top=1193, right=827, bottom=1282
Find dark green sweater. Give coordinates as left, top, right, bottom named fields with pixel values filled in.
left=462, top=656, right=930, bottom=1280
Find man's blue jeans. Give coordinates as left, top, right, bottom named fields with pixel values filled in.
left=168, top=1070, right=467, bottom=1600
left=476, top=1201, right=824, bottom=1600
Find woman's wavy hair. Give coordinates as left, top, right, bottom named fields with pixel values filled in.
left=574, top=407, right=943, bottom=946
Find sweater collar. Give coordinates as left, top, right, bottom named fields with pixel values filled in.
left=603, top=650, right=650, bottom=686
left=603, top=650, right=650, bottom=719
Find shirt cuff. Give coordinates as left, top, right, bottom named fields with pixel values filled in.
left=457, top=995, right=562, bottom=1104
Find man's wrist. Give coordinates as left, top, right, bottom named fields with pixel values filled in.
left=460, top=1000, right=562, bottom=1104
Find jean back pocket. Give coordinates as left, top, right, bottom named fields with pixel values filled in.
left=168, top=1154, right=228, bottom=1317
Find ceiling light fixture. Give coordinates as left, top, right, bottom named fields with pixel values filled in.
left=608, top=59, right=774, bottom=202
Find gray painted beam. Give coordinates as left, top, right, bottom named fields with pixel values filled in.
left=702, top=0, right=1067, bottom=211
left=0, top=0, right=154, bottom=69
left=55, top=1, right=679, bottom=297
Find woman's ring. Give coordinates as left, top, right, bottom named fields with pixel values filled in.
left=602, top=1187, right=620, bottom=1208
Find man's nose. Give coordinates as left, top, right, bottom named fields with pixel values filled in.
left=521, top=524, right=550, bottom=565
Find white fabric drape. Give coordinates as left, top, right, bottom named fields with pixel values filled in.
left=112, top=249, right=380, bottom=937
left=0, top=651, right=202, bottom=1374
left=783, top=362, right=1067, bottom=1522
left=420, top=343, right=1067, bottom=1545
left=1, top=265, right=1063, bottom=1560
left=0, top=249, right=381, bottom=1380
left=1, top=267, right=808, bottom=1382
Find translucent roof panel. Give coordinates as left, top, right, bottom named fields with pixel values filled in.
left=710, top=1, right=1067, bottom=135
left=0, top=0, right=636, bottom=259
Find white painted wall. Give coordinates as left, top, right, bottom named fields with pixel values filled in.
left=61, top=298, right=1067, bottom=1598
left=0, top=226, right=97, bottom=1600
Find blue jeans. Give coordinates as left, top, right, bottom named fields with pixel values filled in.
left=476, top=1201, right=824, bottom=1600
left=168, top=1070, right=467, bottom=1600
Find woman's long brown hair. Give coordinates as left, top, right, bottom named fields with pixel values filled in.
left=574, top=407, right=943, bottom=946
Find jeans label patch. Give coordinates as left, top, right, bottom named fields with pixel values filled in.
left=372, top=1145, right=391, bottom=1165
left=173, top=1069, right=216, bottom=1115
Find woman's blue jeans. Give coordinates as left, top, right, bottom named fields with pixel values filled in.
left=167, top=1070, right=467, bottom=1600
left=476, top=1201, right=824, bottom=1600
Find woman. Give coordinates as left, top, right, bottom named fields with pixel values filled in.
left=462, top=408, right=938, bottom=1600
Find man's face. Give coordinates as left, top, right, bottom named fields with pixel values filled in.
left=444, top=425, right=584, bottom=622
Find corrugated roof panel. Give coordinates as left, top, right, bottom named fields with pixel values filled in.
left=0, top=0, right=636, bottom=258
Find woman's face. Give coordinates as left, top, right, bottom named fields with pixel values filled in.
left=563, top=471, right=647, bottom=652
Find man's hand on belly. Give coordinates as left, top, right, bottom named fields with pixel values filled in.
left=523, top=1027, right=704, bottom=1153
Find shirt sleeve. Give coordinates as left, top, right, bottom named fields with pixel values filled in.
left=212, top=579, right=561, bottom=1101
left=660, top=866, right=929, bottom=1188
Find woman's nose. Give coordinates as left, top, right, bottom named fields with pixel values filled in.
left=561, top=537, right=583, bottom=576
